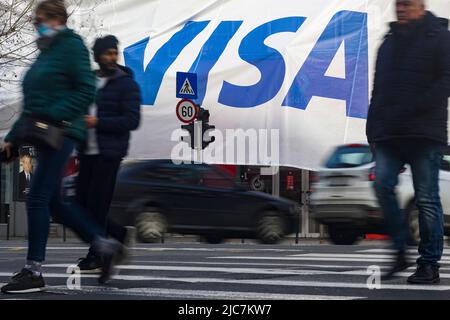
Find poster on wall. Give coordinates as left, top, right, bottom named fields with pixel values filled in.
left=14, top=146, right=37, bottom=202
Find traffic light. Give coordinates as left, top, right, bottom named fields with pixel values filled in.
left=197, top=107, right=215, bottom=150
left=181, top=122, right=195, bottom=148
left=202, top=122, right=215, bottom=150
left=197, top=107, right=210, bottom=122
left=180, top=106, right=216, bottom=150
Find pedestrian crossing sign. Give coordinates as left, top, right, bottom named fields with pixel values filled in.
left=176, top=72, right=198, bottom=99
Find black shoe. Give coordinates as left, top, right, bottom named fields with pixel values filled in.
left=407, top=264, right=440, bottom=284
left=382, top=252, right=413, bottom=280
left=117, top=226, right=136, bottom=265
left=1, top=269, right=46, bottom=294
left=92, top=238, right=124, bottom=284
left=77, top=255, right=102, bottom=274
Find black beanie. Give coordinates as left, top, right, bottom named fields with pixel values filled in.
left=93, top=35, right=119, bottom=62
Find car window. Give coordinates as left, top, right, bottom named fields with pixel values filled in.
left=135, top=163, right=200, bottom=185
left=195, top=166, right=236, bottom=190
left=325, top=145, right=373, bottom=168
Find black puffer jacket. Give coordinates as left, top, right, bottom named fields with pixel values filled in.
left=366, top=11, right=450, bottom=144
left=80, top=65, right=141, bottom=158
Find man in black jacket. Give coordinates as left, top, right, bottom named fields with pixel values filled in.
left=76, top=35, right=142, bottom=273
left=366, top=0, right=450, bottom=284
left=18, top=155, right=33, bottom=197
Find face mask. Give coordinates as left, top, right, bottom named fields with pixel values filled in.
left=37, top=23, right=58, bottom=38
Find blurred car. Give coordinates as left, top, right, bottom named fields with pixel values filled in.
left=62, top=154, right=79, bottom=201
left=109, top=160, right=301, bottom=244
left=310, top=143, right=450, bottom=245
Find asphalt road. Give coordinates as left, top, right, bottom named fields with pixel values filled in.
left=0, top=239, right=449, bottom=300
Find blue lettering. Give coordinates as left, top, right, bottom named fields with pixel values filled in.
left=218, top=17, right=306, bottom=108
left=124, top=21, right=209, bottom=105
left=123, top=11, right=369, bottom=119
left=189, top=21, right=243, bottom=106
left=282, top=11, right=369, bottom=118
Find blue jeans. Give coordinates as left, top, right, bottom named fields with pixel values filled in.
left=27, top=137, right=104, bottom=262
left=373, top=139, right=444, bottom=266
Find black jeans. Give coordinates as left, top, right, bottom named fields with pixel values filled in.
left=75, top=154, right=126, bottom=248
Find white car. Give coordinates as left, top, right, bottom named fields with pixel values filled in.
left=310, top=143, right=450, bottom=245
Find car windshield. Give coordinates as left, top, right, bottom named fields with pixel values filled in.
left=325, top=145, right=373, bottom=168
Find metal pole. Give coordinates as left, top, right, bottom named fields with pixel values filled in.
left=301, top=170, right=310, bottom=238
left=63, top=225, right=66, bottom=242
left=194, top=120, right=203, bottom=164
left=6, top=206, right=10, bottom=241
left=271, top=167, right=280, bottom=197
left=295, top=205, right=300, bottom=244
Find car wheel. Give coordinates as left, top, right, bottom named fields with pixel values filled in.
left=256, top=211, right=286, bottom=244
left=406, top=203, right=420, bottom=245
left=135, top=209, right=167, bottom=243
left=203, top=235, right=224, bottom=244
left=328, top=225, right=360, bottom=245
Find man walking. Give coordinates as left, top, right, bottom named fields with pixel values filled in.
left=366, top=0, right=450, bottom=284
left=76, top=35, right=141, bottom=272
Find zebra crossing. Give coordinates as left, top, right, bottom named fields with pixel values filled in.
left=1, top=244, right=450, bottom=300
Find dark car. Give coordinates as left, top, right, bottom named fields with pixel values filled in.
left=109, top=160, right=300, bottom=244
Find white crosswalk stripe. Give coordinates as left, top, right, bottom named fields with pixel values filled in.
left=37, top=263, right=450, bottom=279
left=43, top=286, right=367, bottom=300
left=0, top=282, right=364, bottom=300
left=359, top=249, right=450, bottom=254
left=1, top=248, right=450, bottom=299
left=210, top=255, right=450, bottom=263
left=0, top=246, right=303, bottom=253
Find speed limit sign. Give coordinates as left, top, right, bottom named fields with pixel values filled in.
left=176, top=99, right=198, bottom=123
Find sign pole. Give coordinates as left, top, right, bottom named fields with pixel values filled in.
left=194, top=120, right=203, bottom=163
left=272, top=167, right=280, bottom=197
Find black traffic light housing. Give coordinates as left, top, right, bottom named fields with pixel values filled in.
left=202, top=123, right=215, bottom=149
left=198, top=106, right=215, bottom=150
left=197, top=107, right=210, bottom=122
left=180, top=105, right=215, bottom=150
left=181, top=122, right=195, bottom=147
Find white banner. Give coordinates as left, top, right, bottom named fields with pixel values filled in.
left=4, top=0, right=450, bottom=170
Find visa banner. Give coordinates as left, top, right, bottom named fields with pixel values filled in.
left=76, top=0, right=450, bottom=169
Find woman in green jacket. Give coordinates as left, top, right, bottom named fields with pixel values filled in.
left=1, top=0, right=124, bottom=294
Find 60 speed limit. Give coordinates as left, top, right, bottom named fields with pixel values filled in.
left=176, top=99, right=198, bottom=123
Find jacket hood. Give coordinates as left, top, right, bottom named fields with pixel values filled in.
left=118, top=65, right=134, bottom=78
left=95, top=65, right=134, bottom=81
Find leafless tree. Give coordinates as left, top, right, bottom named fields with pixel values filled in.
left=0, top=0, right=107, bottom=131
left=0, top=1, right=36, bottom=96
left=0, top=0, right=37, bottom=131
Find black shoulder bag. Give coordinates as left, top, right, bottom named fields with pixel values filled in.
left=17, top=113, right=65, bottom=150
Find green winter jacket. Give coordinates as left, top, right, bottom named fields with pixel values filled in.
left=5, top=28, right=95, bottom=144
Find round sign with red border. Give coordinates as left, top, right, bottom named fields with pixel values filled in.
left=176, top=99, right=198, bottom=123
